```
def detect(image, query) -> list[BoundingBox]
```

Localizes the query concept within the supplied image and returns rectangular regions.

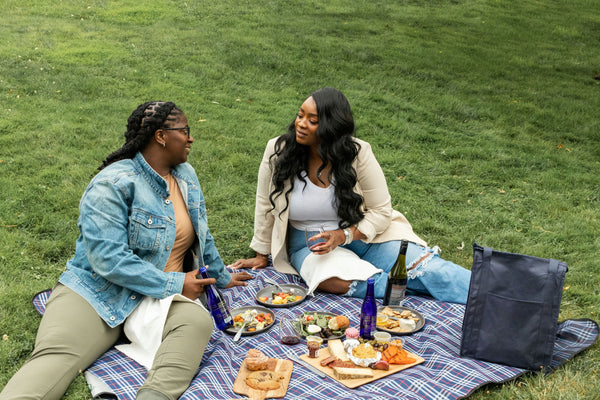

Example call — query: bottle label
[361,315,374,326]
[386,283,406,306]
[383,277,407,306]
[215,303,232,324]
[360,315,375,339]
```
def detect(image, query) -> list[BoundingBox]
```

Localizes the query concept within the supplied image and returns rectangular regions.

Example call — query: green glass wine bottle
[382,240,408,306]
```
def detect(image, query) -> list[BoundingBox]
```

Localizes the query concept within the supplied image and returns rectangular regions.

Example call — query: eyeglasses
[162,126,190,139]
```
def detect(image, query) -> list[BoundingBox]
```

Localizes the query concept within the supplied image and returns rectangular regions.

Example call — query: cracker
[386,319,400,329]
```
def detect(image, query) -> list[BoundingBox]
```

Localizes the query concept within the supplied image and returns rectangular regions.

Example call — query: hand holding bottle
[182,270,214,300]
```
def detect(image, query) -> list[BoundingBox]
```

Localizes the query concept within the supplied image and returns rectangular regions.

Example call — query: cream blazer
[250,137,427,275]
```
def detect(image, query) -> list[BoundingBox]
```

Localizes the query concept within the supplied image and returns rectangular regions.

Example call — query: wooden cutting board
[299,347,424,388]
[232,358,293,400]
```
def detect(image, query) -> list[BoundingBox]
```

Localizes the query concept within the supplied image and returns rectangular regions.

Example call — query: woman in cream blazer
[232,88,470,303]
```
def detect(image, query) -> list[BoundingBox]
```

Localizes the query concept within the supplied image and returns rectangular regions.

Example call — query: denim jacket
[59,152,231,327]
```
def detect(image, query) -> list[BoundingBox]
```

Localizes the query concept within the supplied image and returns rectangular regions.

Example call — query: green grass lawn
[1,0,599,398]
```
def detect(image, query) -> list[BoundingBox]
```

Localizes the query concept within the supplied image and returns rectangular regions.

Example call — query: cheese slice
[398,318,416,331]
[332,367,374,380]
[327,339,349,361]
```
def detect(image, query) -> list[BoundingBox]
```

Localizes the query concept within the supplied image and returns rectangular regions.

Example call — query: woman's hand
[224,271,254,288]
[230,255,269,270]
[182,270,214,300]
[308,229,345,254]
[309,226,365,254]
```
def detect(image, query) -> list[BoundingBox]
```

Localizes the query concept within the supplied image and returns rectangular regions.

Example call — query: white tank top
[288,172,340,231]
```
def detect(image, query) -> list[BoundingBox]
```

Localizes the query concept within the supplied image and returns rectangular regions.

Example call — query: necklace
[161,173,174,193]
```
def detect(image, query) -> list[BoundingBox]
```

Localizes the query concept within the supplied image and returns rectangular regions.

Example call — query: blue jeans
[288,226,471,304]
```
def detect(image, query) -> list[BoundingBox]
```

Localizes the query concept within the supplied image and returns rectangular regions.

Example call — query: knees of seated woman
[162,301,213,340]
[140,302,214,400]
[317,277,352,294]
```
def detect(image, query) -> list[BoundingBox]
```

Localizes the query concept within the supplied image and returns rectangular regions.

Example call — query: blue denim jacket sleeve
[80,176,184,298]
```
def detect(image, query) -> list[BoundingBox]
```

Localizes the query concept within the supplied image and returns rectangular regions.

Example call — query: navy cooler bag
[460,243,568,371]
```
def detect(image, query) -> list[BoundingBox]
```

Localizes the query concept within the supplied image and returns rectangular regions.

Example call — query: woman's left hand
[224,271,254,288]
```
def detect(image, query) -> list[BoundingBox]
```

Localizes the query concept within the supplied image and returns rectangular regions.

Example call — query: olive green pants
[0,284,213,400]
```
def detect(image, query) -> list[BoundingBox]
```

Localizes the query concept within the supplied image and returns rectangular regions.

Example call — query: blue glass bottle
[198,267,233,330]
[359,278,377,340]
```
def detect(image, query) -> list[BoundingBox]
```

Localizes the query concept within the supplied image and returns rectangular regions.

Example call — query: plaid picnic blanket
[32,267,598,400]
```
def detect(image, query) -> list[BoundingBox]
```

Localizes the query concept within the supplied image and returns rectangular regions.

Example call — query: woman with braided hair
[0,101,252,400]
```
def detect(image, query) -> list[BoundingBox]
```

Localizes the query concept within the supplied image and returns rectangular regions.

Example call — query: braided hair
[98,101,183,170]
[269,87,364,228]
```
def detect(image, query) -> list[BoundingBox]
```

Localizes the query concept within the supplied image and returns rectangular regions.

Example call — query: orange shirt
[163,174,195,272]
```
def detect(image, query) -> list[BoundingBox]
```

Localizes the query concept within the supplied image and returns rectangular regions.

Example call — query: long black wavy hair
[98,101,183,170]
[268,87,364,228]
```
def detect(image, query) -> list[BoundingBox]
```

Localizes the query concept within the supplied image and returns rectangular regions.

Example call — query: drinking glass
[305,226,326,252]
[279,317,301,345]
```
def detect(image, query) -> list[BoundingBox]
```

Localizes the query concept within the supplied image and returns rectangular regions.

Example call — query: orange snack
[382,343,416,364]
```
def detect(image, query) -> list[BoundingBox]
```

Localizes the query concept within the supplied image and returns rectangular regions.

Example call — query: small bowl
[373,331,391,344]
[376,315,389,327]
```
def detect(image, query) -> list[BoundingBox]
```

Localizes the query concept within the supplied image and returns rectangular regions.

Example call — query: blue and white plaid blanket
[33,267,598,400]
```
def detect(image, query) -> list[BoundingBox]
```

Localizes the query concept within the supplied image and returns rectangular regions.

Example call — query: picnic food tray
[232,358,293,400]
[377,306,426,335]
[298,346,424,388]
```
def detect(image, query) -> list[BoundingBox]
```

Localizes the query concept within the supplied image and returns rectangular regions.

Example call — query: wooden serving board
[232,358,293,400]
[299,348,424,389]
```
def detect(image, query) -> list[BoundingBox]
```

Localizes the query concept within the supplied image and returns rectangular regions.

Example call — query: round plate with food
[376,305,425,335]
[226,306,276,337]
[292,311,349,341]
[255,284,307,308]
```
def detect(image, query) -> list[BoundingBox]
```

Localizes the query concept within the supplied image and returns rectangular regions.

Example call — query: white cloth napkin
[300,246,383,295]
[115,294,208,370]
[84,370,115,399]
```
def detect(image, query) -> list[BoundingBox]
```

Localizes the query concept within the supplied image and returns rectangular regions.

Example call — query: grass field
[1,0,599,398]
